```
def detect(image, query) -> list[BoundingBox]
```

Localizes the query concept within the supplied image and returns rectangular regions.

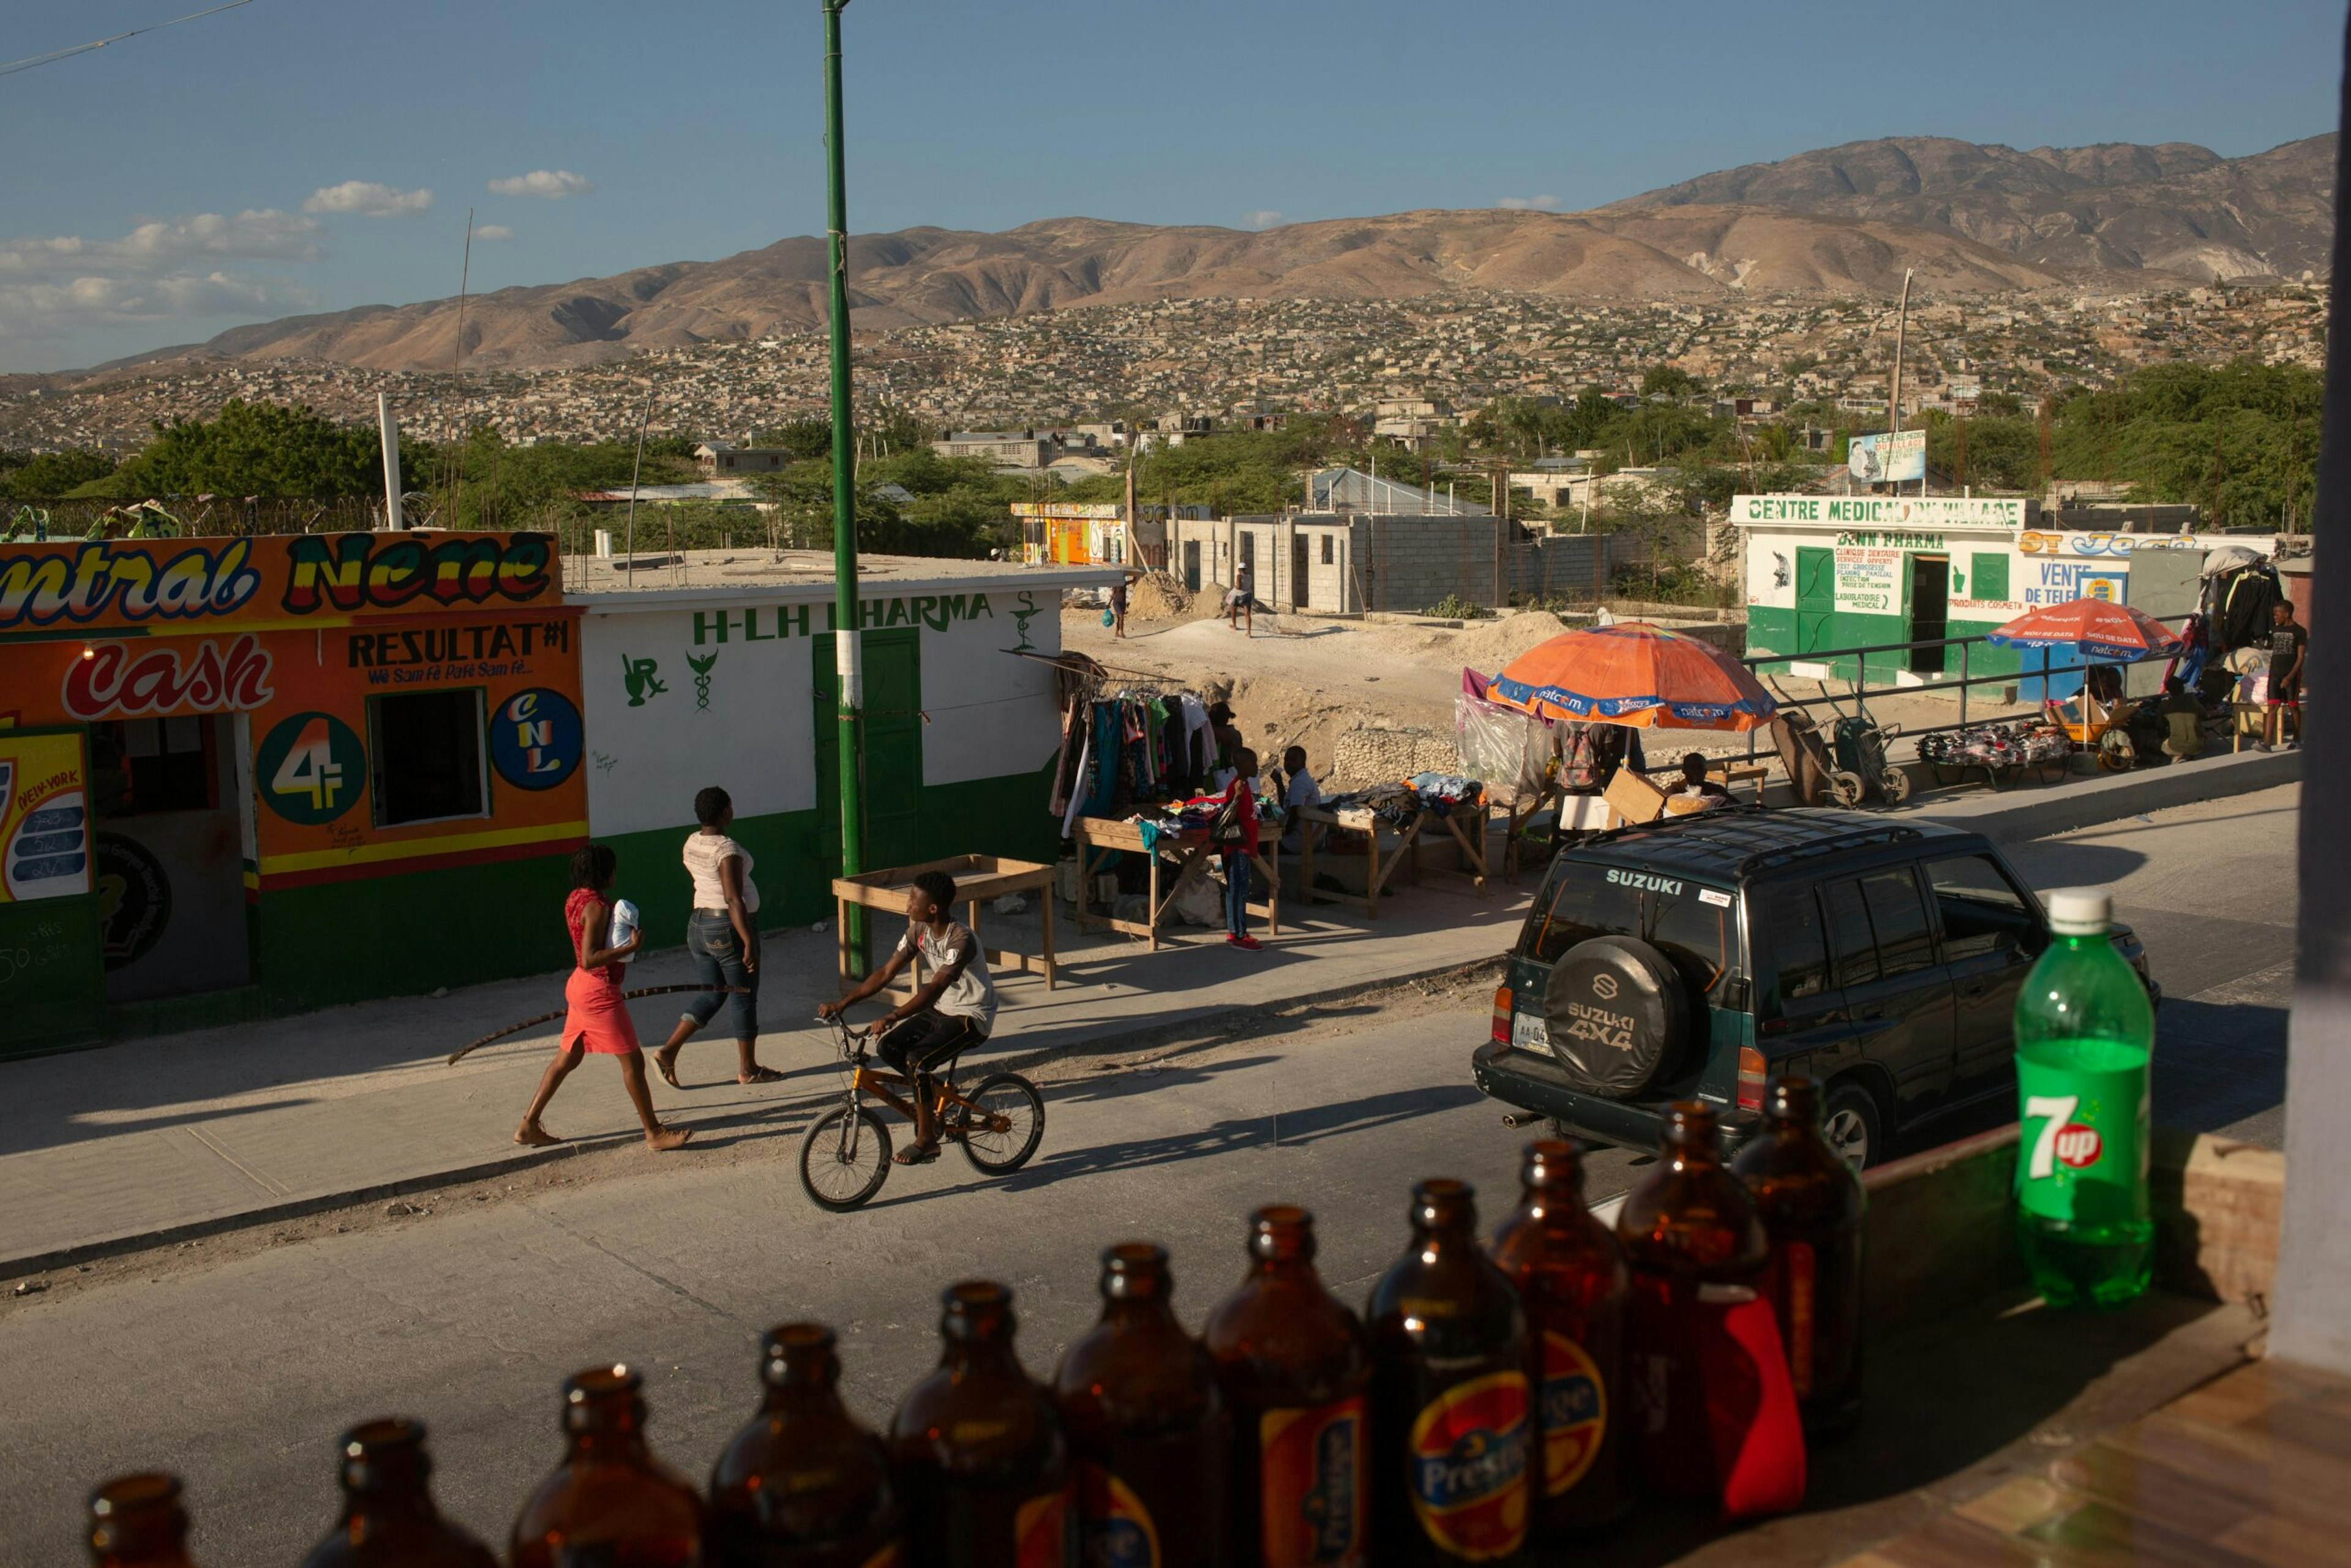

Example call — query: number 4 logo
[271,716,345,811]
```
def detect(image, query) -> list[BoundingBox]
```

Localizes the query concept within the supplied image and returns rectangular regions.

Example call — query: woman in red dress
[514,845,692,1152]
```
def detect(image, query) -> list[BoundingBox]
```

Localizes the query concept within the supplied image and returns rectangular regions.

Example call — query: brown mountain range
[119,134,2332,375]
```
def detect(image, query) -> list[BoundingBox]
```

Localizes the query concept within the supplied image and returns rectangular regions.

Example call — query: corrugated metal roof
[1309,466,1490,516]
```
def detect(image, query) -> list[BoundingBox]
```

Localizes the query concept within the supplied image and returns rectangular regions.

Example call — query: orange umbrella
[1987,598,2184,663]
[1487,622,1777,732]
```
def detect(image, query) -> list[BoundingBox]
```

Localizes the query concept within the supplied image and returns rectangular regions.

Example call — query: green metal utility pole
[822,0,867,969]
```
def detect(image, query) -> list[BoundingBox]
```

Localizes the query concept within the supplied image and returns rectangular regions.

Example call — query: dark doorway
[1291,533,1311,609]
[88,713,251,1003]
[1909,555,1950,673]
[1182,541,1201,593]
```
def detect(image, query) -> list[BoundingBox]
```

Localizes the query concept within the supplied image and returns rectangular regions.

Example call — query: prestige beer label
[1258,1396,1366,1566]
[1406,1371,1530,1561]
[1078,1463,1161,1567]
[1537,1332,1607,1495]
[1782,1242,1817,1398]
[1013,1487,1071,1568]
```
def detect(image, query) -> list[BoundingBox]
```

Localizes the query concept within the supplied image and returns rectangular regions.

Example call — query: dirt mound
[1450,610,1575,674]
[1127,571,1199,623]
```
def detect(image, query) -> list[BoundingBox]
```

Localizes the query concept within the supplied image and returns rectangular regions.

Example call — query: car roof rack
[1577,806,1930,880]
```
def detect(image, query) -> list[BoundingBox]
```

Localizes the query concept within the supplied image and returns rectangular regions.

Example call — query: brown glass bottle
[299,1418,498,1567]
[1052,1244,1230,1568]
[1202,1206,1371,1568]
[1488,1141,1632,1537]
[1365,1178,1531,1566]
[510,1364,706,1567]
[709,1324,905,1568]
[1731,1076,1868,1439]
[890,1281,1073,1568]
[88,1472,198,1567]
[1615,1102,1771,1500]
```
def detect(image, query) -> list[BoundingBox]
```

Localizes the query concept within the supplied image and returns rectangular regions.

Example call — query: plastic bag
[1454,689,1549,795]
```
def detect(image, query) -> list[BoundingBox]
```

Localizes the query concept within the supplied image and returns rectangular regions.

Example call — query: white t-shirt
[898,920,997,1031]
[683,831,759,913]
[1280,770,1322,850]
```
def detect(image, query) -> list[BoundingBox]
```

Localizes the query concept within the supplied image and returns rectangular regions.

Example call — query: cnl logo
[280,532,553,615]
[63,635,275,719]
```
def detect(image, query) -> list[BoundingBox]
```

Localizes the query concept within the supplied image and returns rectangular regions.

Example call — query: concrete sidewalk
[0,878,1527,1277]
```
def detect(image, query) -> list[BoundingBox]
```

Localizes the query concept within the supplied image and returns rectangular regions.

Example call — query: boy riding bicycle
[819,869,998,1166]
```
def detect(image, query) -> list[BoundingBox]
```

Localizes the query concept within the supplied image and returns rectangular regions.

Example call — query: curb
[0,952,1508,1281]
[1909,746,2300,842]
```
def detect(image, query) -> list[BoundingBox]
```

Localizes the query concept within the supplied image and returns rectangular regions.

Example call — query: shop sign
[0,532,556,633]
[0,732,91,903]
[2023,561,2128,606]
[62,634,275,721]
[1732,495,2027,530]
[688,593,996,645]
[2019,531,2210,557]
[1834,547,1902,613]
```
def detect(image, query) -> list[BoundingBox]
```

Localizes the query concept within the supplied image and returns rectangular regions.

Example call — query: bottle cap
[2046,888,2111,935]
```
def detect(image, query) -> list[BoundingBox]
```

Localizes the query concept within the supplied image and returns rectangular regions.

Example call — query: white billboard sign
[1849,429,1926,484]
[1730,494,2028,531]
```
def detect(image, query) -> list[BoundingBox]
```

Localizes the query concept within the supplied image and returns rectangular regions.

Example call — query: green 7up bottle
[2013,888,2154,1308]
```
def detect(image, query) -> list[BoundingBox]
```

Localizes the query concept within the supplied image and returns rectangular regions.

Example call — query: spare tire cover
[1543,935,1693,1098]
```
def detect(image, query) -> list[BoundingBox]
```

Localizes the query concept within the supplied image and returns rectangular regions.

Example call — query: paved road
[0,787,2295,1562]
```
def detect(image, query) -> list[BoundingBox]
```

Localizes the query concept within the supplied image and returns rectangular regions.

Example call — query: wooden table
[1295,797,1494,916]
[1071,816,1279,950]
[831,854,1057,989]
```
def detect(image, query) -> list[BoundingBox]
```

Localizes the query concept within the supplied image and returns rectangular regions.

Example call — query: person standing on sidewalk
[654,787,780,1089]
[1216,748,1263,951]
[516,845,691,1152]
[2262,599,2307,751]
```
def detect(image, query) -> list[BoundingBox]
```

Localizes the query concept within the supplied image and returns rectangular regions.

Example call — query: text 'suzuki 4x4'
[1472,809,2155,1168]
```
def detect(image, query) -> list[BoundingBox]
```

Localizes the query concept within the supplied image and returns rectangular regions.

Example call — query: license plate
[1511,1011,1548,1051]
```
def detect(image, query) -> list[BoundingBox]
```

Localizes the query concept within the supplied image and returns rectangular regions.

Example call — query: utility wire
[0,0,254,78]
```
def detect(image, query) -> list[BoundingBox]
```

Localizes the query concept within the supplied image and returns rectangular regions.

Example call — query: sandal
[892,1143,941,1166]
[738,1066,784,1084]
[653,1049,682,1090]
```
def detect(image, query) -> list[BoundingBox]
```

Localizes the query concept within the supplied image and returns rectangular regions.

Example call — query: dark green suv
[1471,809,2154,1168]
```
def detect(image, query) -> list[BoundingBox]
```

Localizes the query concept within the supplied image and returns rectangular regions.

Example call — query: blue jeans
[1222,852,1252,936]
[682,910,759,1039]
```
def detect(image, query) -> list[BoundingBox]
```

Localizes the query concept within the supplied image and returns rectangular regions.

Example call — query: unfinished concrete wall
[1332,724,1461,787]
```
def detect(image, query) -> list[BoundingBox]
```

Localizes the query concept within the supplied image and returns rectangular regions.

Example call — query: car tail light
[1491,986,1513,1044]
[1736,1046,1768,1111]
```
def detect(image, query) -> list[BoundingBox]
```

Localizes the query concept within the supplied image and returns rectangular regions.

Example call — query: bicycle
[798,1011,1046,1211]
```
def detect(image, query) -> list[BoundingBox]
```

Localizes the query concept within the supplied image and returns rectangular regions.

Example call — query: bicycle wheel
[799,1106,893,1211]
[951,1074,1046,1174]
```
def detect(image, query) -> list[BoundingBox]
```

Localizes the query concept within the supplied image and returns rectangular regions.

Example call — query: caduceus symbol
[688,651,718,711]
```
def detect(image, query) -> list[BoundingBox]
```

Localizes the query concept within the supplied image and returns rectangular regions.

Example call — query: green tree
[102,400,414,498]
[0,448,118,498]
[1640,365,1704,401]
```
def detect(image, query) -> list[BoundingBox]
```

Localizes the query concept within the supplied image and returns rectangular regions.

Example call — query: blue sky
[2,0,2342,372]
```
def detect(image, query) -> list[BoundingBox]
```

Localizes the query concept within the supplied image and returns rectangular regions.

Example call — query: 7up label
[2014,1049,2149,1225]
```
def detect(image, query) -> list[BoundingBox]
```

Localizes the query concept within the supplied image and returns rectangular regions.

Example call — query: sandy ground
[1066,582,2045,779]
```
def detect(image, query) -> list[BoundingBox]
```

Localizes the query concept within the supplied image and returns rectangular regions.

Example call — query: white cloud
[0,272,314,331]
[473,224,516,242]
[1243,209,1285,230]
[488,169,594,200]
[303,180,434,217]
[1496,195,1563,211]
[0,210,324,277]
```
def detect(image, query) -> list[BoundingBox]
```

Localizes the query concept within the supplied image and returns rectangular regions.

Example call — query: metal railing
[1736,613,2197,759]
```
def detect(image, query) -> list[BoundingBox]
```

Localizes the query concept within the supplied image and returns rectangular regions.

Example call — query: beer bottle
[1616,1102,1772,1501]
[88,1472,197,1567]
[1487,1140,1632,1537]
[709,1324,904,1568]
[510,1364,705,1567]
[299,1418,498,1567]
[889,1280,1073,1568]
[1731,1076,1867,1438]
[1202,1206,1370,1568]
[1054,1242,1230,1568]
[1366,1178,1531,1566]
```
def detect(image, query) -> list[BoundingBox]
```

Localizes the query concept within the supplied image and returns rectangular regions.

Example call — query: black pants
[876,1010,986,1080]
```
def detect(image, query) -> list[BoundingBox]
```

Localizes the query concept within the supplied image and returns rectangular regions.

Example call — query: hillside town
[0,280,2325,456]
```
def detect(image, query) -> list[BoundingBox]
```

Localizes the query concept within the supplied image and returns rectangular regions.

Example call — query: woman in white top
[653,786,780,1087]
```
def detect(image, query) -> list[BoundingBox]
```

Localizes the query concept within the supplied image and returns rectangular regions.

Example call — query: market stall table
[1295,797,1496,916]
[1070,816,1279,951]
[831,854,1058,989]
